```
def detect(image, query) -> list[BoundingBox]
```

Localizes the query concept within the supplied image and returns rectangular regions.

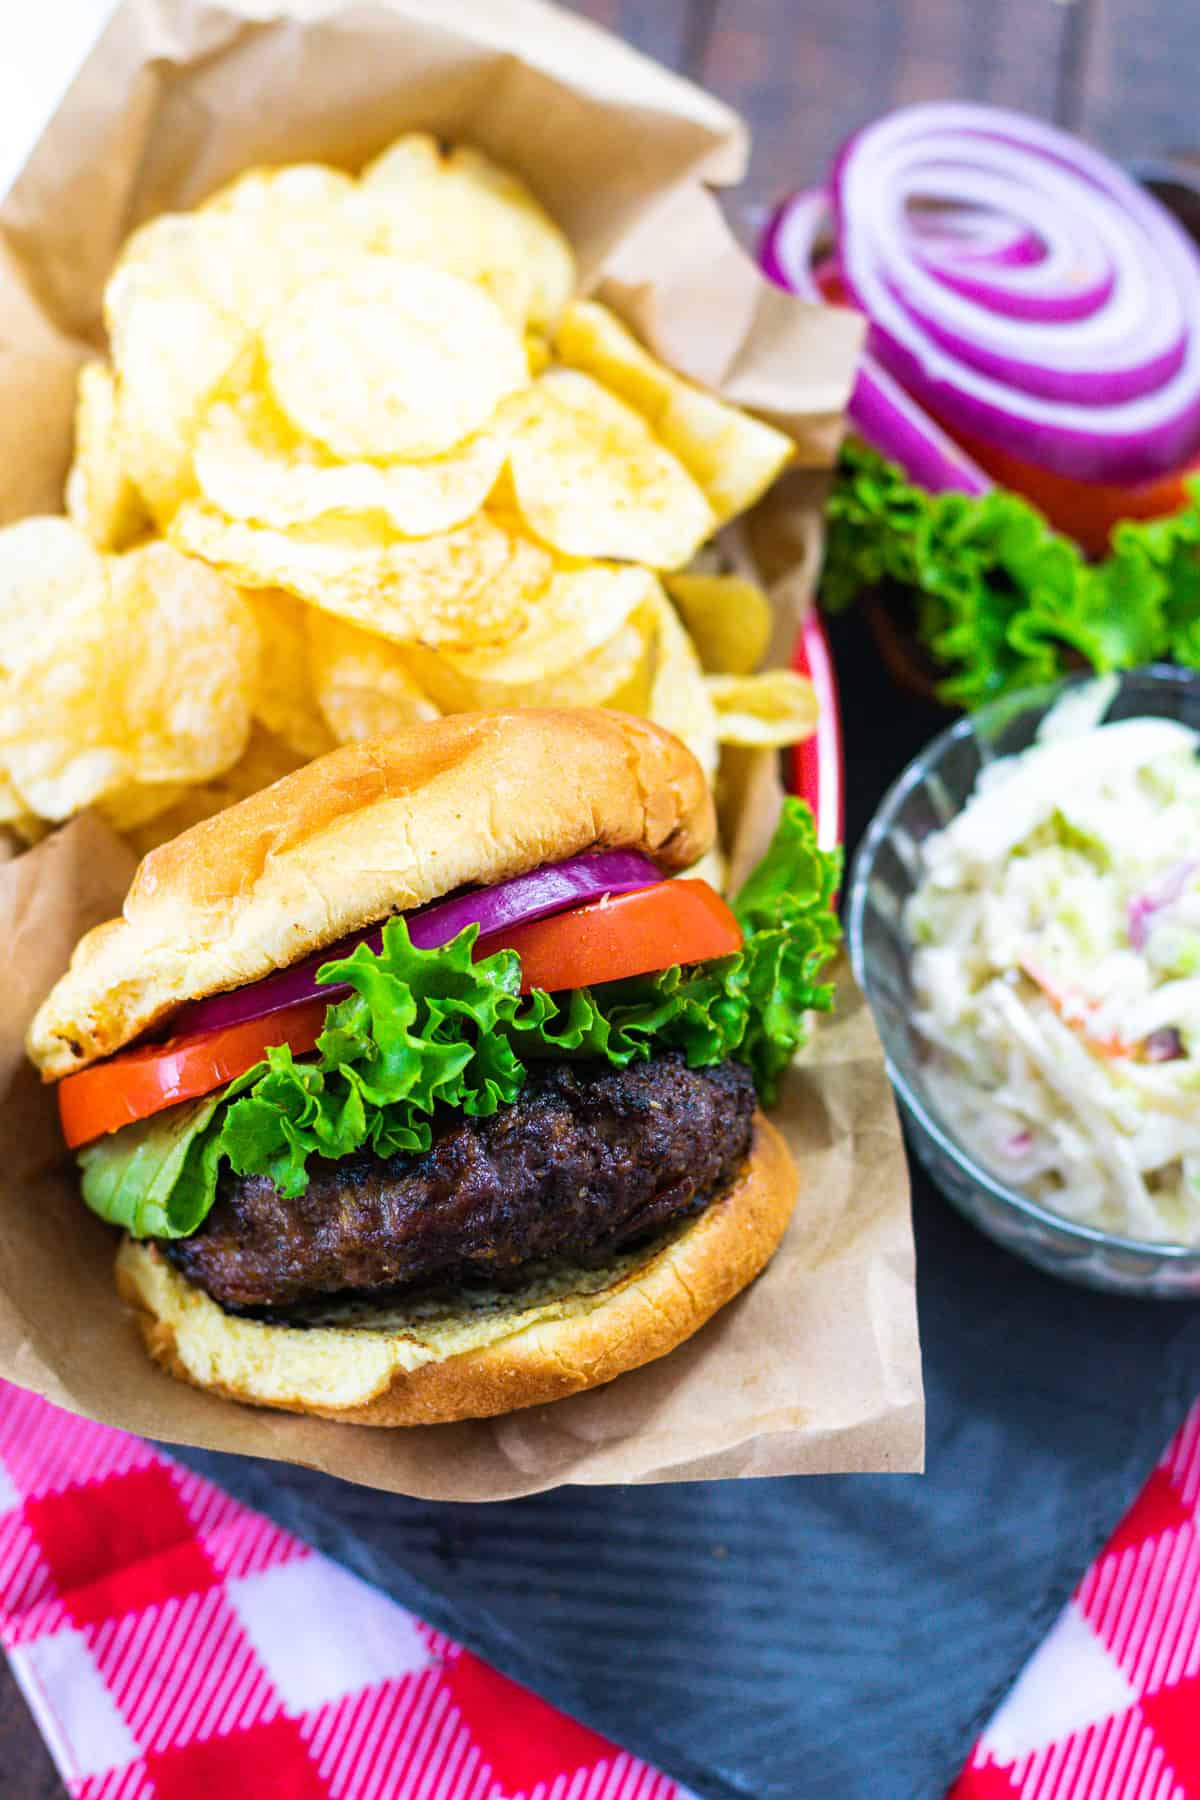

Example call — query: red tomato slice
[814,262,851,307]
[57,881,743,1148]
[942,423,1200,559]
[58,998,329,1150]
[477,879,742,995]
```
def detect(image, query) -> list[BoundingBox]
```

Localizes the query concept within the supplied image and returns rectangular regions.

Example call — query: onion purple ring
[170,850,662,1038]
[764,103,1200,488]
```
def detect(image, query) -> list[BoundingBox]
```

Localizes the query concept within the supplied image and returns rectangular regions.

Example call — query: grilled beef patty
[164,1053,757,1315]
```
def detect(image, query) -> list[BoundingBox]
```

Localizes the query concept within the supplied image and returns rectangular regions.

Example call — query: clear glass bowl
[846,664,1200,1298]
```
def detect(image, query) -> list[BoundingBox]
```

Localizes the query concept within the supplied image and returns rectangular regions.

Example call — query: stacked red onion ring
[762,103,1200,491]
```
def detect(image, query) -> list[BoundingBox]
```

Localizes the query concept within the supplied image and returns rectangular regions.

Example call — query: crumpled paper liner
[0,0,921,1496]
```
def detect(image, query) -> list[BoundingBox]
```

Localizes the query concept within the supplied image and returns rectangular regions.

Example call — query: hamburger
[27,709,840,1426]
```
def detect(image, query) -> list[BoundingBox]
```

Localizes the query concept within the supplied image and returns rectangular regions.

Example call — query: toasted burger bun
[29,709,713,1080]
[115,1115,795,1426]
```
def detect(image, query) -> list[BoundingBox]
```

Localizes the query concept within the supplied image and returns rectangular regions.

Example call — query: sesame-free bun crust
[114,1116,794,1426]
[29,710,713,1079]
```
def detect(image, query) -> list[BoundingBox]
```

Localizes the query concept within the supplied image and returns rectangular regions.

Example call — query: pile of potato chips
[0,135,818,859]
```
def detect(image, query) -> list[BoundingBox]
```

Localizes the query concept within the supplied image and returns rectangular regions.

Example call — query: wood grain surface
[0,0,1184,1790]
[693,0,1073,211]
[1072,0,1200,160]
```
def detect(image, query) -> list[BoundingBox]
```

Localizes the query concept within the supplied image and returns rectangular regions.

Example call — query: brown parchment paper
[0,0,921,1496]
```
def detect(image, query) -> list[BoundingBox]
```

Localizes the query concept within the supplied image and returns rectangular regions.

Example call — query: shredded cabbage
[906,685,1200,1243]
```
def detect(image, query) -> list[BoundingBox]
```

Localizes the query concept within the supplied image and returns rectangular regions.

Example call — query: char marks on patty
[164,1052,756,1315]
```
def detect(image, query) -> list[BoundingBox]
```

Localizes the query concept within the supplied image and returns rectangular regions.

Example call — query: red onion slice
[831,104,1200,484]
[762,189,991,496]
[171,850,661,1038]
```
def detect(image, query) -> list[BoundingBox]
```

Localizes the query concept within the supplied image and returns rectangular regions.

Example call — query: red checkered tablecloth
[951,1402,1200,1800]
[0,1385,684,1799]
[0,1382,1196,1799]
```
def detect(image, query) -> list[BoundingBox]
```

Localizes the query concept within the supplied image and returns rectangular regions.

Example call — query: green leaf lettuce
[822,437,1200,707]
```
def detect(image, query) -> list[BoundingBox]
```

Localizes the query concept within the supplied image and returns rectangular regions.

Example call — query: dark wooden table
[1,0,1191,1789]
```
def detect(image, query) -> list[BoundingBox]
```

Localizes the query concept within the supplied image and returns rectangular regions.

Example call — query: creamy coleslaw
[906,679,1200,1243]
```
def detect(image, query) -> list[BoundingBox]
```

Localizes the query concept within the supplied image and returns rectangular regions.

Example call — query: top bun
[29,709,713,1080]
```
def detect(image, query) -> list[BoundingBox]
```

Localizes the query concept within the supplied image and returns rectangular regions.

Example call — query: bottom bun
[115,1113,797,1426]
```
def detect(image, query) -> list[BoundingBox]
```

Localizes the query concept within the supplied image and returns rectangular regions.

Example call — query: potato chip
[706,670,819,747]
[65,362,150,552]
[104,197,389,526]
[359,134,574,332]
[404,605,653,715]
[169,503,550,647]
[506,371,714,568]
[200,163,357,217]
[436,564,658,686]
[193,388,507,537]
[123,727,307,856]
[263,258,528,462]
[104,205,382,522]
[0,537,256,821]
[555,300,794,524]
[515,614,653,710]
[94,780,191,833]
[106,213,236,332]
[663,570,772,675]
[93,541,257,784]
[105,213,277,353]
[599,608,659,717]
[244,589,335,760]
[199,174,379,329]
[0,518,106,662]
[525,333,552,376]
[644,584,719,780]
[109,202,369,339]
[306,612,439,744]
[433,521,558,650]
[110,289,251,525]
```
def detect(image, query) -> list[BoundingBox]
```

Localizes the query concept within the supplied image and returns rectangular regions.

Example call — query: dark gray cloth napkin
[169,613,1200,1800]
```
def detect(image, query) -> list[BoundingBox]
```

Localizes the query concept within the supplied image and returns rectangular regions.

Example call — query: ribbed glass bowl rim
[845,663,1200,1267]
